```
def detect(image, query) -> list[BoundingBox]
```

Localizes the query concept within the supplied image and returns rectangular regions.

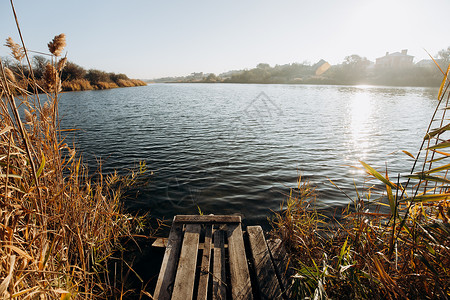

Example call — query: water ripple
[59,84,438,221]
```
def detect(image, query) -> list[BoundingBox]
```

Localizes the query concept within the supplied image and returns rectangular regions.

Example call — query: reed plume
[47,33,66,57]
[57,56,67,71]
[41,101,52,119]
[43,63,61,93]
[4,67,16,83]
[5,37,24,61]
[24,108,33,123]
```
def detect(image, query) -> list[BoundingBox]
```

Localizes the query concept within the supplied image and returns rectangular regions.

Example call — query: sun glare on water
[348,91,373,165]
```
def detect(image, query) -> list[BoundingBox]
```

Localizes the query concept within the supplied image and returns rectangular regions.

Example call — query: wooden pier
[153,215,292,300]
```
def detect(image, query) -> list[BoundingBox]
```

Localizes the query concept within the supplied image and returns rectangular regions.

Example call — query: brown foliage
[1,32,149,299]
[62,78,93,91]
[96,81,119,89]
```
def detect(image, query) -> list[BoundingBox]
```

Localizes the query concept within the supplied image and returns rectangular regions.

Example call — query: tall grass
[61,79,94,91]
[0,21,148,300]
[60,79,146,92]
[272,64,450,299]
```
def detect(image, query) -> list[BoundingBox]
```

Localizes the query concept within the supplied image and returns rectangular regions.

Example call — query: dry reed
[273,66,450,299]
[1,33,149,299]
[273,177,449,299]
[5,37,24,61]
[4,67,16,83]
[47,33,66,57]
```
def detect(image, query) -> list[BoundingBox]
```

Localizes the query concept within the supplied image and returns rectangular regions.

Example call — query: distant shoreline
[147,80,440,89]
[149,57,445,88]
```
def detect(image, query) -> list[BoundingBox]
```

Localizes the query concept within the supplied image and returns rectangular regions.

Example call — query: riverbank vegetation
[1,32,150,298]
[1,54,146,92]
[272,64,450,298]
[154,48,450,88]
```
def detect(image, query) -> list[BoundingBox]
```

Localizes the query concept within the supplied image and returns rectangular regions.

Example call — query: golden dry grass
[62,79,94,91]
[116,79,146,88]
[1,33,149,299]
[96,81,119,90]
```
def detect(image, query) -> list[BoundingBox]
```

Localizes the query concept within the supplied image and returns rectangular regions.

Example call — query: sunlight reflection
[355,84,375,89]
[348,92,373,173]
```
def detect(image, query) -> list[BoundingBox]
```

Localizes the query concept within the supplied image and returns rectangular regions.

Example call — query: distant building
[312,59,331,75]
[366,60,376,71]
[416,59,445,69]
[376,49,414,68]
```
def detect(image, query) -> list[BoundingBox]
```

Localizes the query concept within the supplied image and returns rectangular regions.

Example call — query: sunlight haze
[1,0,448,79]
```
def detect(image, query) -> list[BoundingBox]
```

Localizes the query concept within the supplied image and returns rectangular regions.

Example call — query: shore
[62,78,147,92]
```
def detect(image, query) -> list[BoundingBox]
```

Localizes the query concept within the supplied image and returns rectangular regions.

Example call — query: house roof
[416,59,445,68]
[376,50,414,60]
[386,52,413,57]
[312,59,328,69]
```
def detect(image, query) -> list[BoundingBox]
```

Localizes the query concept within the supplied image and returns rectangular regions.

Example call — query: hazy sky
[1,0,449,79]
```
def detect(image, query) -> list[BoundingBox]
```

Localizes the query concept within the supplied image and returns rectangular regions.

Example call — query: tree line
[2,55,146,91]
[155,46,450,87]
[224,53,446,86]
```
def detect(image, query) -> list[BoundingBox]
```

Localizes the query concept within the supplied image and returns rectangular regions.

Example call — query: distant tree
[205,73,217,82]
[109,73,129,84]
[85,69,111,84]
[1,56,14,68]
[272,63,311,80]
[257,63,270,70]
[0,56,21,76]
[61,62,86,81]
[343,54,370,67]
[336,54,371,84]
[32,55,49,79]
[437,46,450,66]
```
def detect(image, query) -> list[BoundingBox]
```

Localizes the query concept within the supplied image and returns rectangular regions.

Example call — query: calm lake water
[59,83,438,225]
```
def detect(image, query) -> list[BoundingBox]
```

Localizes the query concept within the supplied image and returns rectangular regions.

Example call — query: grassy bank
[272,65,450,299]
[2,37,146,93]
[2,55,147,92]
[1,31,149,298]
[61,77,147,92]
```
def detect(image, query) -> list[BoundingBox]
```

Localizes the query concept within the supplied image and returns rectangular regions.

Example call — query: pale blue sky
[1,0,449,79]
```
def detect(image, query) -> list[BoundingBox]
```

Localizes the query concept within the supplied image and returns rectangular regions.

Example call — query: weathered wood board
[247,226,283,299]
[153,215,292,300]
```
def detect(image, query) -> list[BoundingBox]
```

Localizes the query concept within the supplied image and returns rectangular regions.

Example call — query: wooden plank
[267,239,293,299]
[174,215,241,224]
[153,237,209,250]
[152,238,168,248]
[227,223,253,299]
[247,226,283,299]
[212,229,226,300]
[172,224,201,300]
[153,222,183,300]
[197,225,213,300]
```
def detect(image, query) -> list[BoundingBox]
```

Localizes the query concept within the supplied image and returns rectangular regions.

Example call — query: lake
[59,83,438,226]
